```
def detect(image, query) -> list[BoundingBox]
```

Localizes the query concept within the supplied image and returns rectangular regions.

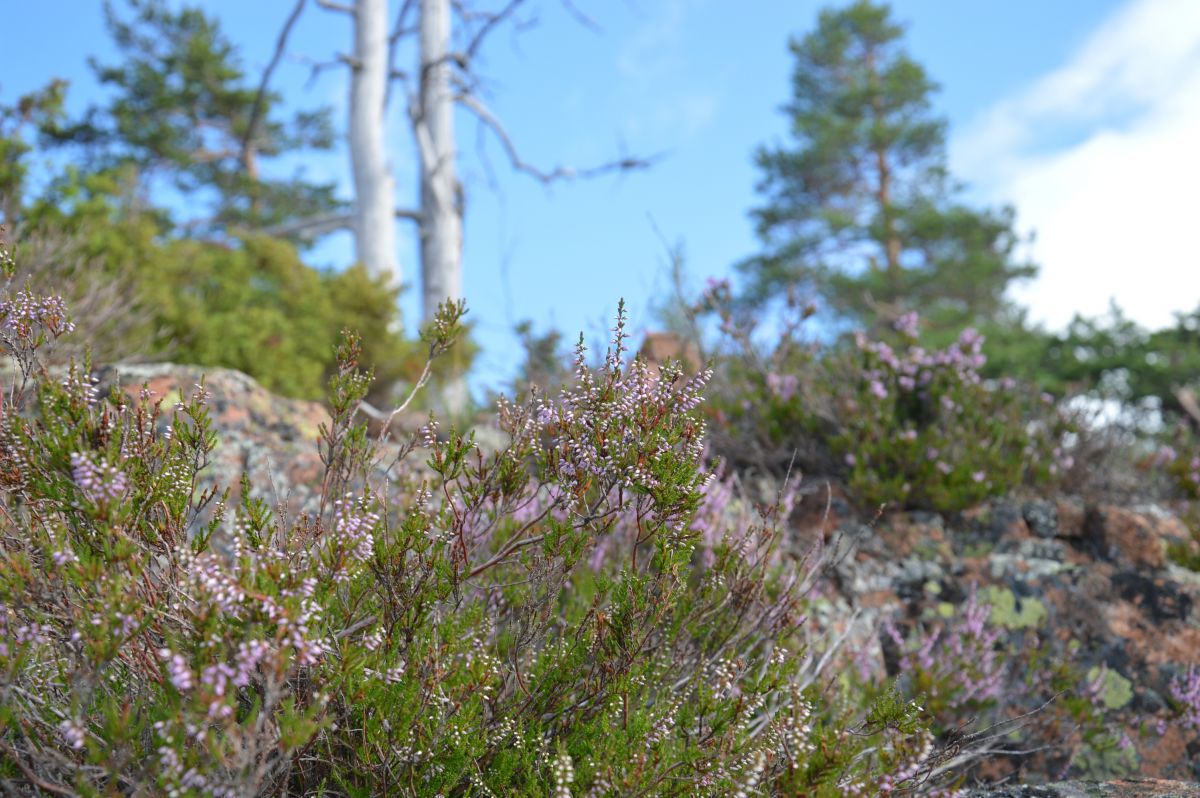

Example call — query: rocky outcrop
[96,363,334,517]
[810,490,1200,784]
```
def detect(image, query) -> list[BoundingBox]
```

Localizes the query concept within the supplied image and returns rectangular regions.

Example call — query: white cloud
[951,0,1200,331]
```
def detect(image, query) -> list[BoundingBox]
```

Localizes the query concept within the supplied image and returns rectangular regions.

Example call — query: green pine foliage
[64,0,341,236]
[739,0,1037,344]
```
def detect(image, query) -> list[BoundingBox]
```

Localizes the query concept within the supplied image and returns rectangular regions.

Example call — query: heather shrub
[1153,435,1200,501]
[814,317,1073,512]
[703,289,1072,513]
[871,590,1137,781]
[0,234,976,798]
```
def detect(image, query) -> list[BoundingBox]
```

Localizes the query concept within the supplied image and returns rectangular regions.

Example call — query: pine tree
[741,0,1036,340]
[62,0,339,237]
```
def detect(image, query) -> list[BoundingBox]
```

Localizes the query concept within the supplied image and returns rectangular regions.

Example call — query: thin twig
[242,0,308,169]
[457,92,663,184]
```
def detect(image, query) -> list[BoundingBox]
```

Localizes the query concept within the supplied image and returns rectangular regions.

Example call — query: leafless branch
[314,0,355,15]
[390,0,418,44]
[386,0,418,107]
[559,0,601,32]
[460,0,527,64]
[296,53,357,88]
[260,208,421,241]
[242,0,308,171]
[457,92,662,183]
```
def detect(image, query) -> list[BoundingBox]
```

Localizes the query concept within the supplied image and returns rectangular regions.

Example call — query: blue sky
[6,0,1195,395]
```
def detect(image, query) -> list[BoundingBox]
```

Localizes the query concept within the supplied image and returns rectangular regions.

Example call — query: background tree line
[1,0,1196,431]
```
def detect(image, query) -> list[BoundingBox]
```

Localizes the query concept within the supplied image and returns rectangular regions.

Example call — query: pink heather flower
[1147,444,1176,463]
[233,640,271,687]
[52,549,79,567]
[766,371,799,402]
[159,648,195,692]
[844,453,857,467]
[1169,666,1200,732]
[333,497,380,566]
[58,719,86,750]
[936,461,952,475]
[901,429,917,442]
[894,311,920,338]
[70,452,127,505]
[972,471,986,483]
[0,291,75,339]
[869,380,888,400]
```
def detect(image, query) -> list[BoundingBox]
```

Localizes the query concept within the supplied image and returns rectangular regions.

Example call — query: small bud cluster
[551,750,574,798]
[70,451,127,505]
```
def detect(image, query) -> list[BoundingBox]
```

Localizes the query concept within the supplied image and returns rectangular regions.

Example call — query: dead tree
[310,0,659,410]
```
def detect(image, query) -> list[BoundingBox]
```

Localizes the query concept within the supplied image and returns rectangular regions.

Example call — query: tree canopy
[740,0,1036,341]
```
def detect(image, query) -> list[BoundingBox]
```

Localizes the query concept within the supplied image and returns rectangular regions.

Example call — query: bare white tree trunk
[417,0,462,321]
[417,0,467,411]
[349,0,399,285]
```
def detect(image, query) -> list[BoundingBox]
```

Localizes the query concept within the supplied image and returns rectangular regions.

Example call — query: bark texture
[349,0,400,285]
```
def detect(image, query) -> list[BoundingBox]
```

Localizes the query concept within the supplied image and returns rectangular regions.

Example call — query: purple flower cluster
[199,640,271,720]
[331,496,381,569]
[58,719,86,750]
[160,640,272,720]
[1169,665,1200,732]
[765,371,799,402]
[262,592,326,667]
[534,303,712,531]
[0,606,48,661]
[1155,445,1200,496]
[885,590,1005,712]
[893,311,921,339]
[854,323,987,403]
[183,550,247,618]
[0,291,75,341]
[70,451,127,505]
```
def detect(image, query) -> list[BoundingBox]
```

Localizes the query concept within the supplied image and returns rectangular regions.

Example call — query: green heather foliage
[0,245,981,796]
[703,287,1071,513]
[3,235,1195,792]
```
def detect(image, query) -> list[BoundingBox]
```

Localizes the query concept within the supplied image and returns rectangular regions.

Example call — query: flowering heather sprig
[1154,445,1200,498]
[535,307,713,531]
[551,751,574,798]
[331,495,381,569]
[0,290,76,341]
[854,324,987,401]
[181,549,246,618]
[62,370,101,406]
[70,451,127,505]
[885,590,1005,715]
[160,648,196,692]
[765,370,799,402]
[1168,665,1200,732]
[894,311,921,339]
